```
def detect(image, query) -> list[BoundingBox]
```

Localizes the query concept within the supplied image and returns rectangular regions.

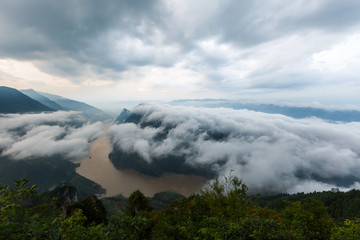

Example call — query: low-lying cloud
[0,111,103,160]
[108,103,360,193]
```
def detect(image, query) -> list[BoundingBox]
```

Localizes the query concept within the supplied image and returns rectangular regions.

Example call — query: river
[76,124,207,197]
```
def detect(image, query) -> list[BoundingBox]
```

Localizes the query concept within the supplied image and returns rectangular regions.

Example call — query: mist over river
[76,124,207,197]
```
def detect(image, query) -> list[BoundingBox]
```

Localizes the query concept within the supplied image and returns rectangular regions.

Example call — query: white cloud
[0,112,103,160]
[108,123,162,162]
[0,132,15,150]
[311,34,360,72]
[109,103,360,193]
[0,111,80,131]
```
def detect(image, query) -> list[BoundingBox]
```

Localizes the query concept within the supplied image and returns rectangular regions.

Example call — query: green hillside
[2,176,360,239]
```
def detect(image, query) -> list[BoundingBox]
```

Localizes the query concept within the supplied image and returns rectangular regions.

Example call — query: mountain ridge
[0,86,54,113]
[38,91,112,122]
[21,89,66,111]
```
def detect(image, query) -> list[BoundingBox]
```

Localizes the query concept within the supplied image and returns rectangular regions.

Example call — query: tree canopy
[1,177,360,239]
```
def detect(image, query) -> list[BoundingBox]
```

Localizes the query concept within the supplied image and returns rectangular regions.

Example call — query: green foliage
[0,179,60,239]
[4,177,360,240]
[331,219,360,240]
[150,191,185,211]
[0,179,108,240]
[59,209,108,240]
[68,194,107,226]
[151,175,293,239]
[101,191,185,216]
[281,198,333,239]
[200,175,248,219]
[105,214,152,240]
[260,189,360,222]
[101,194,129,216]
[126,190,153,217]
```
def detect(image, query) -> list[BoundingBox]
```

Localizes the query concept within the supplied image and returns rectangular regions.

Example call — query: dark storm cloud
[0,0,163,50]
[0,111,103,160]
[163,0,360,47]
[0,0,169,77]
[108,104,360,193]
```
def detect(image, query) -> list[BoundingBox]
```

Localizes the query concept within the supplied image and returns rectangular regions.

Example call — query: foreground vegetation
[1,177,360,239]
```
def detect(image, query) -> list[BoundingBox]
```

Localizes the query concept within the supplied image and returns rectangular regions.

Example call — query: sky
[0,0,360,107]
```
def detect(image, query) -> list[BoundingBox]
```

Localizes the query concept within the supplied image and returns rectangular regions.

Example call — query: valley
[1,2,360,237]
[76,123,207,197]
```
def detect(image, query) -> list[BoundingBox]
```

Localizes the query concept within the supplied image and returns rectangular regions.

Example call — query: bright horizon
[0,1,360,108]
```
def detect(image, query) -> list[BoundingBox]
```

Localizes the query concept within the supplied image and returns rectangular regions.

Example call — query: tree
[0,179,108,240]
[281,198,333,239]
[67,194,107,226]
[126,190,152,217]
[331,219,360,240]
[0,179,60,239]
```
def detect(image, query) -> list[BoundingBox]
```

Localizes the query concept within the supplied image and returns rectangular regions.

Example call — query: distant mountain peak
[37,91,112,122]
[0,86,54,113]
[1,86,112,122]
[21,88,37,93]
[114,108,131,124]
[21,89,66,111]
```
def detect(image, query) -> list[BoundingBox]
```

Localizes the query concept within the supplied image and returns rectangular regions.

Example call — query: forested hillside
[259,190,360,222]
[2,176,360,239]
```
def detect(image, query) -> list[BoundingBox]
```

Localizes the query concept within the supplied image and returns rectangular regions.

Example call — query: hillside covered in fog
[109,103,360,194]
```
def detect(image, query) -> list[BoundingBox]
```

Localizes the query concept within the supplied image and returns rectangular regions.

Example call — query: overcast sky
[0,0,360,107]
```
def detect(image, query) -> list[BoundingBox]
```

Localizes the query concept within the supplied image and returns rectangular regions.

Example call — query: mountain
[42,183,78,209]
[109,104,217,179]
[226,103,360,122]
[21,89,66,110]
[101,191,185,216]
[38,91,112,122]
[0,86,53,113]
[170,99,360,122]
[114,108,131,124]
[0,155,105,199]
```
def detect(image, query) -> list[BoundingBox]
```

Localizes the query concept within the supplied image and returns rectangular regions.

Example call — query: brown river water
[76,125,207,197]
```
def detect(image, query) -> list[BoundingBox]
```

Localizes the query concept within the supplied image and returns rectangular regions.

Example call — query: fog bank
[108,103,360,193]
[0,111,103,160]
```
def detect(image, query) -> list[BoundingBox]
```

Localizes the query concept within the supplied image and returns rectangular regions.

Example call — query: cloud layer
[108,104,360,193]
[0,111,103,160]
[1,0,360,103]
